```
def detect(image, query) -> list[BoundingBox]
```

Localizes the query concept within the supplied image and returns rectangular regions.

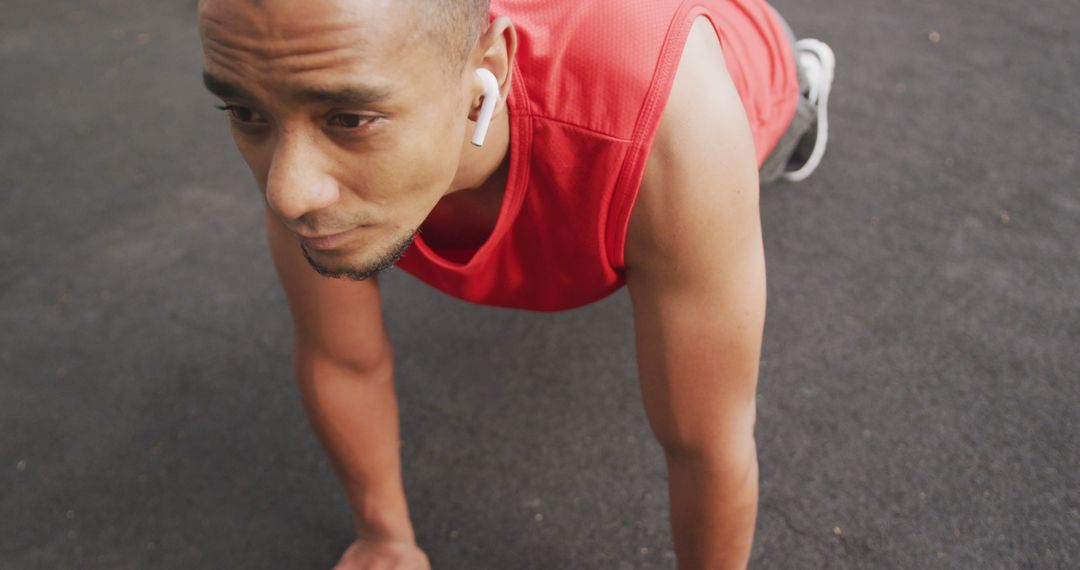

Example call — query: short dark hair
[412,0,490,74]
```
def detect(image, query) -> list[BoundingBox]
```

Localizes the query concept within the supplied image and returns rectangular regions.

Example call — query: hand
[331,538,432,570]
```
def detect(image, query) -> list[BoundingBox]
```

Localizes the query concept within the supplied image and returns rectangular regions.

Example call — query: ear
[468,16,517,121]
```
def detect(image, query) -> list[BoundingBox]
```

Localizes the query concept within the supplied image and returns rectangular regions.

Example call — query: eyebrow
[202,71,250,100]
[202,71,394,108]
[294,84,394,108]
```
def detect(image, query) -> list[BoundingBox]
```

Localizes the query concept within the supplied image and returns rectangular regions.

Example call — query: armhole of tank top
[603,1,713,271]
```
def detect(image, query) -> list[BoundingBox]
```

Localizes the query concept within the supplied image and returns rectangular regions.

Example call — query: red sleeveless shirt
[394,0,798,312]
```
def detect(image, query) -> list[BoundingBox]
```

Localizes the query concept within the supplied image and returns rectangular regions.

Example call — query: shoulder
[624,15,761,274]
[498,0,687,136]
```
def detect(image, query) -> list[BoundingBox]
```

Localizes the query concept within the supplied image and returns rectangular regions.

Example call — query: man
[197,0,834,568]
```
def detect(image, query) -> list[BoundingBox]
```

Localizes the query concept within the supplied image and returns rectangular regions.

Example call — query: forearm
[293,348,415,543]
[666,441,759,570]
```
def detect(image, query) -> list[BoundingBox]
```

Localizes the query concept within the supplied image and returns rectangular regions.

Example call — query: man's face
[198,0,472,279]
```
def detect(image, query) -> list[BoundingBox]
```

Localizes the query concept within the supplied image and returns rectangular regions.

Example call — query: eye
[215,104,267,125]
[327,113,377,130]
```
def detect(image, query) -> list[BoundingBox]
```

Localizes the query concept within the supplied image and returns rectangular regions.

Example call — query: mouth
[298,226,364,251]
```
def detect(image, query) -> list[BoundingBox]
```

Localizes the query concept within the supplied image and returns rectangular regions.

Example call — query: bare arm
[264,208,415,543]
[624,17,766,569]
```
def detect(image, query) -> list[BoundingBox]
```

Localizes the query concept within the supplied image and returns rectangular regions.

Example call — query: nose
[263,130,340,221]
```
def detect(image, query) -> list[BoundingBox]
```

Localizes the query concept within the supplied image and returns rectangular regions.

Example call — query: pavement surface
[2,0,1078,568]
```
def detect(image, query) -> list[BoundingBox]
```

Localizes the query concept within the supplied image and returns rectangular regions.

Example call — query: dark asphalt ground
[2,0,1078,568]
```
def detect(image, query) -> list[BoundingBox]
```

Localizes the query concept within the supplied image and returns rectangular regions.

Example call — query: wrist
[353,495,416,543]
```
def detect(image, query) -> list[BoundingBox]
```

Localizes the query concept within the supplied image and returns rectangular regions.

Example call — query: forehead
[198,0,428,97]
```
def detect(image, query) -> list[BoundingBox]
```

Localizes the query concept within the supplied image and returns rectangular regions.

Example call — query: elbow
[292,339,395,384]
[658,405,758,471]
[663,431,758,477]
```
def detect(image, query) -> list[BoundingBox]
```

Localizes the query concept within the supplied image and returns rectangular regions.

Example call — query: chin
[299,229,417,281]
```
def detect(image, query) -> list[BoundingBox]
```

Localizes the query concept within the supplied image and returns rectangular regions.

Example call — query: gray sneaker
[782,38,836,182]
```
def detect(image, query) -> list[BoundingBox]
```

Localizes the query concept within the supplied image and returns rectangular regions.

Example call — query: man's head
[197,0,511,280]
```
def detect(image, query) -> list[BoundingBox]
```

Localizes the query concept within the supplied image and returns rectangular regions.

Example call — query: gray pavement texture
[2,0,1078,568]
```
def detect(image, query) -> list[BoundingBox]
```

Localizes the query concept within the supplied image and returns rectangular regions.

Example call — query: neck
[448,106,512,198]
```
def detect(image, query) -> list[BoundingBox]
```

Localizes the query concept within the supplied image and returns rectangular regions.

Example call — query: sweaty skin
[198,1,764,568]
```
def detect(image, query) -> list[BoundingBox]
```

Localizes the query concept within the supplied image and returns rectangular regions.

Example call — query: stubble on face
[299,227,419,281]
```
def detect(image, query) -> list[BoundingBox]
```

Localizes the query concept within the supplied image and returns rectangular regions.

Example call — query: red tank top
[395,0,797,312]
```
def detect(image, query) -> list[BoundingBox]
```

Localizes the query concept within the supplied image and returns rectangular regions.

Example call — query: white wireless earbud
[471,68,500,147]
